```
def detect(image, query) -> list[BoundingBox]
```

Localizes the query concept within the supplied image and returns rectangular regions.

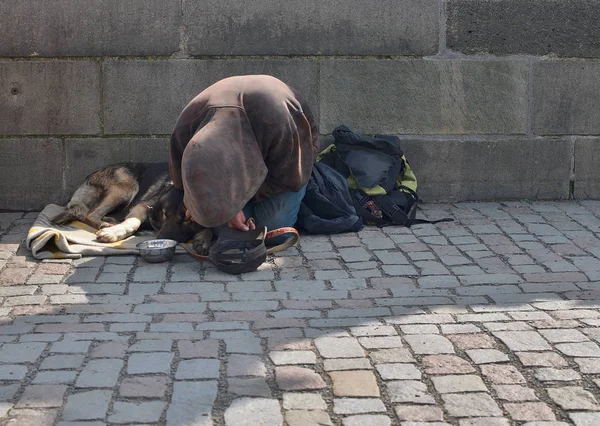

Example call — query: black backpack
[318,125,452,228]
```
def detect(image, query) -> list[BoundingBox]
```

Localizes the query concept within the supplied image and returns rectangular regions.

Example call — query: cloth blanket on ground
[26,204,189,260]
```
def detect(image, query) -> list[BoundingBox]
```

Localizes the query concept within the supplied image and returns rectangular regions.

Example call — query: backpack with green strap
[317,125,451,228]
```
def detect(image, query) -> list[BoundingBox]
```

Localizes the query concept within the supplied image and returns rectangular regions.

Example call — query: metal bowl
[136,239,178,263]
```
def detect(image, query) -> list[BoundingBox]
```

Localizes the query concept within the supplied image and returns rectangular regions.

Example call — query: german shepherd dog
[51,162,213,255]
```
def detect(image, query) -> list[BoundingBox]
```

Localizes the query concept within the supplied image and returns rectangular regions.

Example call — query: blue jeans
[242,184,307,246]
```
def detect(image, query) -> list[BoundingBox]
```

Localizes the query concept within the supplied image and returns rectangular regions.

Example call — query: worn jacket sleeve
[255,108,319,200]
[168,124,190,190]
[300,95,321,159]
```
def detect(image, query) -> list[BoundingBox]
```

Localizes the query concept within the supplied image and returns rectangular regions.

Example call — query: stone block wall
[1,0,598,210]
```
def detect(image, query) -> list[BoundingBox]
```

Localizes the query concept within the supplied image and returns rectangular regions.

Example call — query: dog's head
[149,188,203,243]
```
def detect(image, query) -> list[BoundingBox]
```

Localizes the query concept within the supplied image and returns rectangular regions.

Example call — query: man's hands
[227,210,256,231]
[185,209,255,232]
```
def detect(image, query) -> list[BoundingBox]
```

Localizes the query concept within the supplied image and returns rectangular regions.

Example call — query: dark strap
[410,217,455,226]
[180,220,299,274]
[373,193,417,227]
[353,188,454,228]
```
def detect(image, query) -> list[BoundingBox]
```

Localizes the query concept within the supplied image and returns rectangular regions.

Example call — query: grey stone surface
[0,139,63,210]
[108,401,166,424]
[171,380,218,406]
[224,397,283,426]
[2,201,600,423]
[0,61,100,134]
[574,138,600,199]
[0,384,19,401]
[32,371,78,384]
[16,384,67,408]
[534,61,600,135]
[283,392,327,410]
[0,342,46,363]
[0,365,28,381]
[75,359,123,388]
[333,398,387,414]
[442,392,503,417]
[167,381,216,425]
[227,355,267,376]
[127,352,174,374]
[175,359,220,379]
[120,376,168,398]
[402,138,572,202]
[314,337,365,358]
[403,334,455,354]
[228,378,272,397]
[0,0,181,56]
[62,390,112,421]
[285,410,333,426]
[63,138,168,197]
[447,0,600,57]
[184,0,439,56]
[166,403,212,426]
[386,380,435,404]
[103,59,318,134]
[320,59,528,135]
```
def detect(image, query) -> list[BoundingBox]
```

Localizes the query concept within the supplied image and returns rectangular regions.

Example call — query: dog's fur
[52,162,212,254]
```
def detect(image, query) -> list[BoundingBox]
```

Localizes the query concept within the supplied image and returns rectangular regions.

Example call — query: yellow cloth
[26,204,189,260]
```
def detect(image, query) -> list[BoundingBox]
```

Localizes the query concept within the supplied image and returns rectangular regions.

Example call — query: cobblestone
[127,352,174,375]
[324,358,372,371]
[534,367,581,382]
[422,354,476,374]
[2,201,600,424]
[16,385,67,408]
[285,410,332,426]
[75,359,123,388]
[431,374,488,393]
[493,384,538,402]
[108,401,166,424]
[176,359,220,379]
[334,398,386,414]
[376,363,422,380]
[547,386,600,410]
[466,348,510,364]
[275,366,327,390]
[481,364,527,384]
[0,342,46,363]
[119,376,168,398]
[62,390,112,421]
[166,381,215,425]
[403,334,455,354]
[394,404,444,421]
[226,355,265,377]
[387,380,435,404]
[224,398,283,426]
[442,392,503,417]
[315,337,365,358]
[31,370,76,384]
[329,370,380,396]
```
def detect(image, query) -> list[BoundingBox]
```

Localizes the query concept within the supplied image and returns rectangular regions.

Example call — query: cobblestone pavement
[1,201,600,425]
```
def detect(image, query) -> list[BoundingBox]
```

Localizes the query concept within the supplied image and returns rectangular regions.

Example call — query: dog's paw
[98,221,114,230]
[96,226,126,243]
[100,217,119,226]
[192,229,213,256]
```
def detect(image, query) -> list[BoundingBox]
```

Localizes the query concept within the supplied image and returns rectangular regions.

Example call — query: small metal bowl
[137,239,178,263]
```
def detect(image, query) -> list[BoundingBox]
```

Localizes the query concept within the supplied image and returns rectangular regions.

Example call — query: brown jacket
[168,75,320,228]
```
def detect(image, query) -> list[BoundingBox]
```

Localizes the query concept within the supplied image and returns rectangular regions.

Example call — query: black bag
[296,161,364,234]
[319,125,452,228]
